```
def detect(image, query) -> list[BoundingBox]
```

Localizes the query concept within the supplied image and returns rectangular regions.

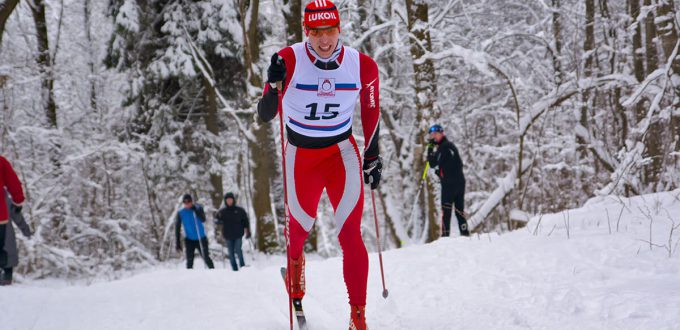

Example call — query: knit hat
[304,0,340,30]
[182,194,192,203]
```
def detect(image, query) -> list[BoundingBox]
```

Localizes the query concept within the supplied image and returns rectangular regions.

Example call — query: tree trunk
[655,0,680,152]
[643,0,663,188]
[405,0,439,241]
[239,0,281,252]
[30,0,58,129]
[84,0,98,113]
[600,0,628,146]
[283,0,303,44]
[551,0,563,85]
[247,0,261,86]
[630,0,646,85]
[578,0,595,162]
[0,0,20,47]
[202,76,224,209]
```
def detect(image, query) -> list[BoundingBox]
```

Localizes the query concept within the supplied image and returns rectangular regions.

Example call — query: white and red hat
[304,0,340,30]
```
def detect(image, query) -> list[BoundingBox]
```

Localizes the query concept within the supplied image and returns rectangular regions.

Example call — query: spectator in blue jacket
[175,194,214,269]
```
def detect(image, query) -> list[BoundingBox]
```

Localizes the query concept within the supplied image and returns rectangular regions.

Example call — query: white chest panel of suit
[282,42,362,138]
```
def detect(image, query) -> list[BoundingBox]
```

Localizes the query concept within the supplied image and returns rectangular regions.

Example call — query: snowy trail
[3,191,680,329]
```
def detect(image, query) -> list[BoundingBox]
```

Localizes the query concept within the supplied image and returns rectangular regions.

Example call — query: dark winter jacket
[175,204,208,246]
[428,137,466,193]
[2,193,31,268]
[0,156,25,224]
[214,200,250,241]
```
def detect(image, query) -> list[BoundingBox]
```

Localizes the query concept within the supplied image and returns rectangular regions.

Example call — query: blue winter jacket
[175,204,207,244]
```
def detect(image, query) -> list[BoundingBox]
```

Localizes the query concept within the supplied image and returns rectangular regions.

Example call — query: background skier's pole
[276,76,294,330]
[192,210,207,268]
[370,188,389,299]
[407,162,430,232]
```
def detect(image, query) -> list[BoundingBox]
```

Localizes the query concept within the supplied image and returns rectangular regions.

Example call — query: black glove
[245,230,251,239]
[14,205,22,213]
[363,156,382,190]
[427,139,435,147]
[267,53,286,84]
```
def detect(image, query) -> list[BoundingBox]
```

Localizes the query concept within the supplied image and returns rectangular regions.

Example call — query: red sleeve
[1,156,25,206]
[359,52,380,158]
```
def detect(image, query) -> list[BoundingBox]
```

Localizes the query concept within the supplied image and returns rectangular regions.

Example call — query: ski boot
[349,304,367,330]
[285,254,306,300]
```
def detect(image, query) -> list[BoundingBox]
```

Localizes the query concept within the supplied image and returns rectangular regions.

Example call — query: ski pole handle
[421,162,429,180]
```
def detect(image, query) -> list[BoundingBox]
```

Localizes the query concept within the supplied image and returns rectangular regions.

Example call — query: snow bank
[2,190,679,329]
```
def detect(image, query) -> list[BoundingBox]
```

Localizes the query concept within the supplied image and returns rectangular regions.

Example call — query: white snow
[2,190,680,329]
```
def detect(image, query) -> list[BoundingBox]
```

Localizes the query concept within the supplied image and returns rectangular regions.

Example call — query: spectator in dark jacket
[2,192,32,285]
[1,155,26,276]
[214,192,250,271]
[175,194,215,269]
[427,125,470,237]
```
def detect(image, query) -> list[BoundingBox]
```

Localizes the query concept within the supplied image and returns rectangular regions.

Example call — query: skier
[256,1,381,328]
[1,192,32,285]
[427,124,470,237]
[175,194,215,269]
[214,192,250,271]
[0,155,26,283]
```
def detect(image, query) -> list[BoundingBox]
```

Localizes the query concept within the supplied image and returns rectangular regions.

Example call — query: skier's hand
[427,138,435,147]
[245,229,251,239]
[14,204,22,214]
[267,53,286,85]
[363,156,382,190]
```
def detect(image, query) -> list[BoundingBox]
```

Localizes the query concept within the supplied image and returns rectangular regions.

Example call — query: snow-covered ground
[3,190,680,329]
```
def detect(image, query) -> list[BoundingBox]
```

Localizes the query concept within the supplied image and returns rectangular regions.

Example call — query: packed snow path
[3,191,680,329]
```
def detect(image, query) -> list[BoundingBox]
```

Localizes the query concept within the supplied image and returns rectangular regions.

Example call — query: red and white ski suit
[259,42,380,306]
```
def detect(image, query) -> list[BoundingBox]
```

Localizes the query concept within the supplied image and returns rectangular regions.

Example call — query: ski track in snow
[3,190,680,330]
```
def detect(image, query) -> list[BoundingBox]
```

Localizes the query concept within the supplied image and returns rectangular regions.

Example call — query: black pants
[0,224,6,266]
[441,185,470,237]
[2,267,12,282]
[185,237,215,269]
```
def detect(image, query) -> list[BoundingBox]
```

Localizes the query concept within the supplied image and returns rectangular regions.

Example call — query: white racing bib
[283,42,361,138]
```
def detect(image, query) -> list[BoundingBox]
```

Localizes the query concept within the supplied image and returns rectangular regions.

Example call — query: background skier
[1,192,32,285]
[214,192,250,271]
[175,194,215,269]
[0,155,26,281]
[427,124,470,237]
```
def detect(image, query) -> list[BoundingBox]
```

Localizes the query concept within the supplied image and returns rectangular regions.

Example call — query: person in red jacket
[257,1,380,328]
[0,155,26,270]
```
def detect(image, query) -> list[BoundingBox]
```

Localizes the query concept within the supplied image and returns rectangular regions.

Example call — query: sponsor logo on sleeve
[365,78,377,109]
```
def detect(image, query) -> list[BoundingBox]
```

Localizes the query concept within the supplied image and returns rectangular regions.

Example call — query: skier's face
[183,200,192,209]
[307,26,339,58]
[429,131,443,143]
[226,198,234,207]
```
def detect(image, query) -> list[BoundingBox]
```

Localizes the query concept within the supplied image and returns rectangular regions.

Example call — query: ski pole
[192,209,207,268]
[369,188,389,299]
[276,76,294,330]
[406,162,430,231]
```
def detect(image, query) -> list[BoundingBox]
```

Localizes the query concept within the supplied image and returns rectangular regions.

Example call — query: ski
[280,267,308,330]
